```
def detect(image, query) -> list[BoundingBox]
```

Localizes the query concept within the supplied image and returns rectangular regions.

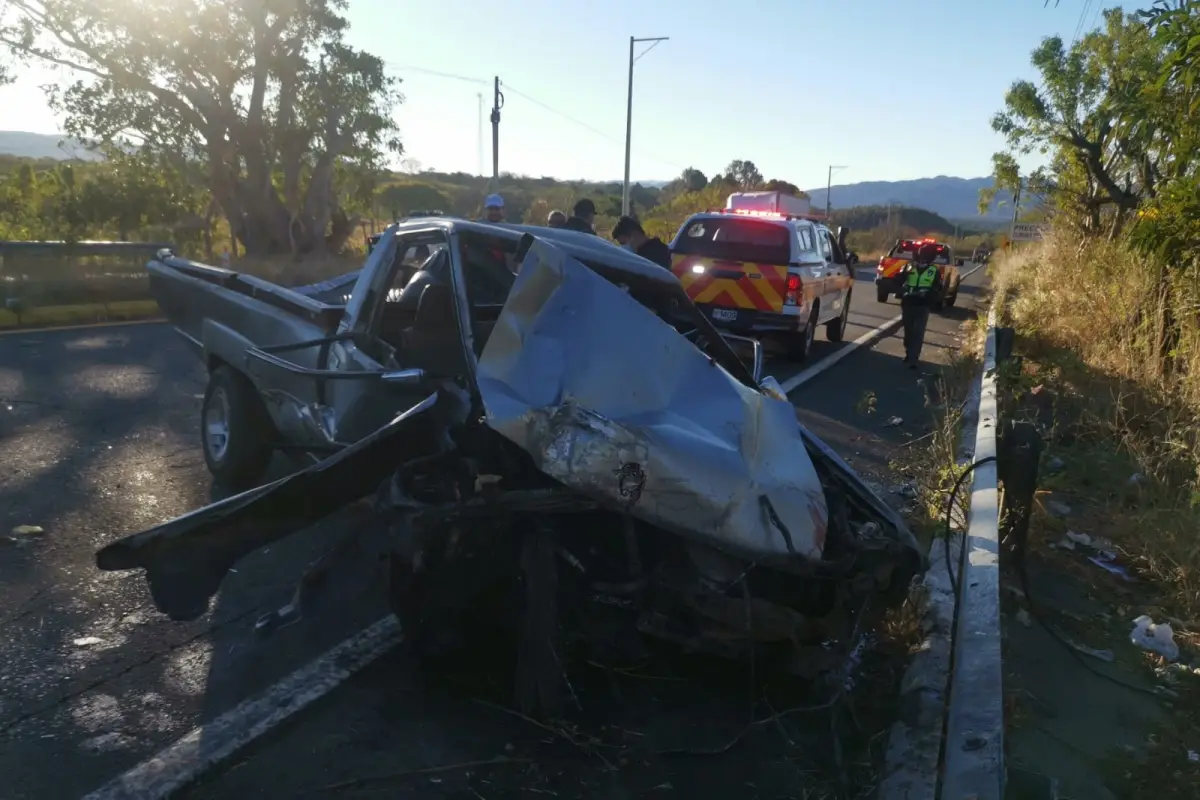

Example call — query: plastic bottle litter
[1130,615,1179,661]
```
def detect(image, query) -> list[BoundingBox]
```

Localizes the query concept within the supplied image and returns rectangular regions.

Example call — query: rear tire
[201,364,275,491]
[826,291,851,343]
[876,286,889,303]
[945,288,958,308]
[786,305,819,362]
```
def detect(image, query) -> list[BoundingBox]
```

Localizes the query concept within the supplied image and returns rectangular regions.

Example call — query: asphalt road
[0,264,987,799]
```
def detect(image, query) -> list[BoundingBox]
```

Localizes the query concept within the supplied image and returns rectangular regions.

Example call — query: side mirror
[718,331,763,384]
[381,368,427,386]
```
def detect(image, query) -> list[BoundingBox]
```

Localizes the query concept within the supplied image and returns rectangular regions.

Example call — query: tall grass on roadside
[991,232,1200,618]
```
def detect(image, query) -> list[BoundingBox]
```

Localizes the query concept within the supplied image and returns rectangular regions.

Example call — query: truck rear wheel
[826,291,851,343]
[876,286,889,303]
[786,307,818,362]
[201,365,275,491]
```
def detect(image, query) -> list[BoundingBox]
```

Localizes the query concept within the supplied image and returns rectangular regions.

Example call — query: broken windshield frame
[454,228,759,388]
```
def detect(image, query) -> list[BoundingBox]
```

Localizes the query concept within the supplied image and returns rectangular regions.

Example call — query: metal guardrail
[880,306,1004,800]
[940,308,1005,799]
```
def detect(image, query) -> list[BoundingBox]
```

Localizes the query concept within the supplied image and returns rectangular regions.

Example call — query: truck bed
[148,251,349,356]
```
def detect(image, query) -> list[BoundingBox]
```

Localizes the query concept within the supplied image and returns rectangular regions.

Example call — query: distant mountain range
[805,176,1014,223]
[0,131,103,161]
[0,131,1010,223]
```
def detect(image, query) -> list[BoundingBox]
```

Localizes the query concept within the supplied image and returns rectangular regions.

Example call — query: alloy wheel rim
[203,388,231,462]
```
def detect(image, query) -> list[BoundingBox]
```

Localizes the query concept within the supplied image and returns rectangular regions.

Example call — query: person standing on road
[898,242,943,369]
[547,209,567,228]
[563,198,597,234]
[611,215,671,270]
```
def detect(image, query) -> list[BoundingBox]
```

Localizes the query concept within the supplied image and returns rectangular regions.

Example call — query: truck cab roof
[379,217,683,290]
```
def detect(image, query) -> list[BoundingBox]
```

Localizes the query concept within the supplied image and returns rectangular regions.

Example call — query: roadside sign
[1011,223,1050,242]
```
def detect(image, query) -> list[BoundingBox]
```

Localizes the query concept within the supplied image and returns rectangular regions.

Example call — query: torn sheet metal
[476,237,829,562]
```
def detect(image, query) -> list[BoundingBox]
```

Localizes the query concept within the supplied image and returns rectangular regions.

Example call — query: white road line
[779,262,985,394]
[81,261,989,798]
[82,617,402,800]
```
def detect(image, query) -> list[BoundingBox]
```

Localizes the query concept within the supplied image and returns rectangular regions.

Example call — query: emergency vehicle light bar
[709,208,828,223]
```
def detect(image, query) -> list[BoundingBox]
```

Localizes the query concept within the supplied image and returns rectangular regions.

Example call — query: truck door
[810,227,838,322]
[316,234,453,446]
[820,228,851,318]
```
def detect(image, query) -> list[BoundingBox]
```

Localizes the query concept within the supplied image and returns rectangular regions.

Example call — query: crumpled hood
[475,237,829,562]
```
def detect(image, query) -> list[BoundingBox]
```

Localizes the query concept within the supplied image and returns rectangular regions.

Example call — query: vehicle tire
[826,291,851,343]
[201,364,275,491]
[876,286,888,304]
[945,288,958,308]
[786,305,819,362]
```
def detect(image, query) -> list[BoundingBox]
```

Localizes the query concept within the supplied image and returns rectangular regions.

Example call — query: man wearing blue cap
[483,193,506,224]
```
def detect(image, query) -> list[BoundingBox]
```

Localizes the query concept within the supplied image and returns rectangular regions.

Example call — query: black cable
[942,456,996,595]
[943,450,1163,698]
[1011,504,1165,699]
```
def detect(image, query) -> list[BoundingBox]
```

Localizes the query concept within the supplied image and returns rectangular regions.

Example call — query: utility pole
[623,35,669,216]
[491,77,504,185]
[477,92,484,178]
[826,165,848,219]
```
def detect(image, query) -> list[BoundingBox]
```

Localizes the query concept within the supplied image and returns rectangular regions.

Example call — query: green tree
[724,160,764,190]
[983,10,1164,235]
[763,179,803,197]
[680,167,708,192]
[0,0,402,256]
[378,183,453,219]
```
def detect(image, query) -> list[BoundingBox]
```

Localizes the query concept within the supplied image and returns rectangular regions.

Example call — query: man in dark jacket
[611,215,671,270]
[563,198,597,234]
[898,242,944,368]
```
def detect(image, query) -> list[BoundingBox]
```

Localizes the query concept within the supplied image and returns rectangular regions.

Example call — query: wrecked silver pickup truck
[97,218,925,715]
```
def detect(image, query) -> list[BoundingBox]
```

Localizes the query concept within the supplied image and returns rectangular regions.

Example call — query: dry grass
[887,333,985,553]
[990,233,1200,621]
[986,234,1200,798]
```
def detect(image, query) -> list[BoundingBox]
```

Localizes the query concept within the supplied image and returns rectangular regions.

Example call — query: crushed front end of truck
[97,234,925,716]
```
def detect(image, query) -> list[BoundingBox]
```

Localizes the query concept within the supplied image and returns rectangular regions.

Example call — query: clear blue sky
[0,0,1131,188]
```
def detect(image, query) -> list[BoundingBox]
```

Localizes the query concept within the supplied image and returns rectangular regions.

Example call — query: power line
[381,63,685,175]
[383,62,488,86]
[500,83,622,144]
[501,81,686,172]
[1070,0,1093,46]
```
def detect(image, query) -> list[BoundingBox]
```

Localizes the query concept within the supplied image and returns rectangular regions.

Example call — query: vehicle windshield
[672,217,792,265]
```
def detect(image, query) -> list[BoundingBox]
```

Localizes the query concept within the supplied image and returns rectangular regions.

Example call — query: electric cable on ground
[941,455,1165,698]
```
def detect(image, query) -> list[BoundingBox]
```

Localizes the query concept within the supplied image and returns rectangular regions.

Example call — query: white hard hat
[484,193,504,208]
